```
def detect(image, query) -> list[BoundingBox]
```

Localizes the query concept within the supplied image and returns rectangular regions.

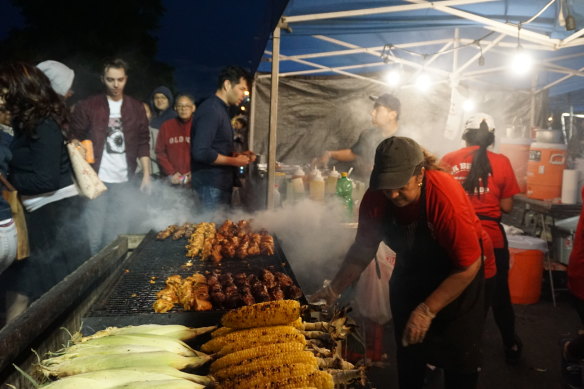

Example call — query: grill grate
[87,232,305,318]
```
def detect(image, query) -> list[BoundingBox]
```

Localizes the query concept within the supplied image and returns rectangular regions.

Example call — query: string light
[463,99,476,112]
[383,68,401,87]
[510,24,534,76]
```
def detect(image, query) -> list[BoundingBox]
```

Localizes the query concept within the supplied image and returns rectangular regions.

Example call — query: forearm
[139,156,151,178]
[424,258,481,315]
[329,149,357,162]
[329,243,378,294]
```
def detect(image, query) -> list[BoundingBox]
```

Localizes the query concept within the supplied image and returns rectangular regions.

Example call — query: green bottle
[336,172,353,219]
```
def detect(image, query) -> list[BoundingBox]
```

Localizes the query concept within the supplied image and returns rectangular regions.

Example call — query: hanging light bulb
[510,47,534,76]
[415,73,431,92]
[383,69,401,87]
[463,99,476,112]
[510,24,533,76]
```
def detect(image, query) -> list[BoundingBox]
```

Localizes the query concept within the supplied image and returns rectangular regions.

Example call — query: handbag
[0,173,30,260]
[66,142,107,199]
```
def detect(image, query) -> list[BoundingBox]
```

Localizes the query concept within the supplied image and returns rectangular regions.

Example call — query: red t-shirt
[441,147,520,248]
[355,170,496,278]
[155,117,192,175]
[568,187,584,300]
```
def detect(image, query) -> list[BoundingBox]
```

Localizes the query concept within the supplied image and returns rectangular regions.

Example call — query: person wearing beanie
[149,86,177,129]
[319,93,402,182]
[311,137,493,388]
[441,112,522,365]
[36,60,75,98]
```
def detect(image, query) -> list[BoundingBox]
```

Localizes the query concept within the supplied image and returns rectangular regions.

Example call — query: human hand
[140,175,152,194]
[241,150,257,163]
[232,153,251,167]
[170,172,182,185]
[307,284,339,306]
[402,303,435,347]
[318,151,331,167]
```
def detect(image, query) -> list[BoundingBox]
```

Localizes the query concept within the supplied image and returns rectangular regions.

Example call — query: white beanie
[464,112,495,132]
[36,60,75,96]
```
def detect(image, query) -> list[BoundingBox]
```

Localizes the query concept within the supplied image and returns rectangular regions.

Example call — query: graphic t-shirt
[98,98,128,183]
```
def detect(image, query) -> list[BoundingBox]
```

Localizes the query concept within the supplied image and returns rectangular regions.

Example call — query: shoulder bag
[0,173,30,260]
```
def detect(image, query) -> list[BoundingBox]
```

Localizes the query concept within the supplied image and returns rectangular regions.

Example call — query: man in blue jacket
[190,66,255,211]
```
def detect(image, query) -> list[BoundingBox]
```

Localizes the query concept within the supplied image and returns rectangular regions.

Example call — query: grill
[83,231,305,332]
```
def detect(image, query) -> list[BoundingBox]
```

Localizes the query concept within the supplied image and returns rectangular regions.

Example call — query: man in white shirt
[71,58,151,254]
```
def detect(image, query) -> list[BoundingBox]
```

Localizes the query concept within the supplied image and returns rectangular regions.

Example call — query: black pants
[395,348,478,389]
[489,247,517,348]
[567,294,584,360]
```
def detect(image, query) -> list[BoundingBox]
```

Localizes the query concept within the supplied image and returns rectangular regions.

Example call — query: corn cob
[210,342,305,373]
[211,326,235,338]
[212,351,318,380]
[276,370,334,389]
[220,300,301,329]
[75,325,216,343]
[41,351,211,378]
[217,332,306,355]
[217,363,316,389]
[201,325,300,353]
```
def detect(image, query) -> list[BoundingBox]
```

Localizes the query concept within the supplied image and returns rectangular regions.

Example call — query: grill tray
[83,231,305,333]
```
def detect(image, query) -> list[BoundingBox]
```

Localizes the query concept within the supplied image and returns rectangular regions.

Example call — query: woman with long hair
[311,137,495,389]
[0,62,89,322]
[441,113,522,364]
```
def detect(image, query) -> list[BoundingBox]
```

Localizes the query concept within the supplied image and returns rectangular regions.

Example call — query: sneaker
[560,338,583,388]
[505,336,523,365]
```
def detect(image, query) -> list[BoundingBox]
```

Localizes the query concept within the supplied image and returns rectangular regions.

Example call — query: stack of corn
[207,300,360,389]
[35,324,215,389]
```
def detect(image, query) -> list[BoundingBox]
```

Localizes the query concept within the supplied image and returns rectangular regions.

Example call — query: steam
[82,178,357,294]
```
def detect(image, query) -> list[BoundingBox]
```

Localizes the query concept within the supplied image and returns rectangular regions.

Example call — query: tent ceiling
[257,0,584,107]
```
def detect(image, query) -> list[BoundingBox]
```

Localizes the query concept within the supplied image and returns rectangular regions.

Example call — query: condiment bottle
[336,172,353,219]
[326,166,340,197]
[309,168,325,202]
[291,166,306,198]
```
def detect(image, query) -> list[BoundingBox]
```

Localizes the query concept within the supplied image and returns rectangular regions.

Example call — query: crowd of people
[0,58,255,325]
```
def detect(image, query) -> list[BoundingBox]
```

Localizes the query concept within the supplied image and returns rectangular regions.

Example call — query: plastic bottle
[326,166,340,197]
[291,166,306,199]
[336,172,353,219]
[309,168,325,202]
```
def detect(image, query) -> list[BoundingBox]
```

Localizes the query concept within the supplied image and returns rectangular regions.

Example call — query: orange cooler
[499,138,531,193]
[526,142,567,201]
[507,235,547,304]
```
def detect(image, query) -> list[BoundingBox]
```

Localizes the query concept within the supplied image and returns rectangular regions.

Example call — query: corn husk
[39,368,207,388]
[59,333,201,357]
[75,324,216,343]
[40,351,211,378]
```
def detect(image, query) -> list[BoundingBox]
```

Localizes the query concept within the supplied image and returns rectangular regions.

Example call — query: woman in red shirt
[311,137,493,389]
[441,113,522,364]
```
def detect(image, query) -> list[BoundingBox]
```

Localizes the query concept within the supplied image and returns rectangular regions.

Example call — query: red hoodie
[155,117,192,175]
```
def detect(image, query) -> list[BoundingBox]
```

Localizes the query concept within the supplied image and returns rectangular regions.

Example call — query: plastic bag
[353,242,395,325]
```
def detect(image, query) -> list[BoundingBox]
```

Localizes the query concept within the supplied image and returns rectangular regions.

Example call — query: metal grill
[87,232,305,319]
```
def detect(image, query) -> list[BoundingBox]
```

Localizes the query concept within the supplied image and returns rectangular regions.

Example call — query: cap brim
[370,166,416,190]
[369,95,378,102]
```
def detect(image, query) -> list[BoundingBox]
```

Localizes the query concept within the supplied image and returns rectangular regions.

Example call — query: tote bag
[0,174,29,260]
[66,143,107,199]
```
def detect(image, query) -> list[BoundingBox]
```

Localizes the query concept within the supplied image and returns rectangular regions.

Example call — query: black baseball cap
[369,93,401,114]
[370,137,424,190]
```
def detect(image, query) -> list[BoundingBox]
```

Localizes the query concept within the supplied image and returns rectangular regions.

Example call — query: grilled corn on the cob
[210,342,305,373]
[220,300,301,329]
[217,363,316,389]
[201,325,300,353]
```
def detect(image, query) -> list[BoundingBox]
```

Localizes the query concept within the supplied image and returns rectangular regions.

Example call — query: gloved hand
[307,284,339,306]
[402,302,436,347]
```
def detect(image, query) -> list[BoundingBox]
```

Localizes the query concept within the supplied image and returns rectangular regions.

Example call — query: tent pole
[249,75,257,153]
[267,24,281,209]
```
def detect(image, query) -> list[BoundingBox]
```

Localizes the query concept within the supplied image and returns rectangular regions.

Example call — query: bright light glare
[244,90,250,96]
[384,69,401,87]
[510,50,533,76]
[240,106,246,111]
[462,99,475,112]
[415,74,431,92]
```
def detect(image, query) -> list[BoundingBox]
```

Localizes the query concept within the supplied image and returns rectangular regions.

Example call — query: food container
[535,130,563,143]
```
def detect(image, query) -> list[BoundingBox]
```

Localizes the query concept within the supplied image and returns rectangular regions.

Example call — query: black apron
[385,182,485,372]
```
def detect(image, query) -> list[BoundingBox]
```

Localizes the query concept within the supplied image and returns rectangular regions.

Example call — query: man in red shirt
[156,93,196,185]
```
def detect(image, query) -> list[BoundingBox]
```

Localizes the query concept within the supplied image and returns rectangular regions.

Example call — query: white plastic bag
[353,242,395,325]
